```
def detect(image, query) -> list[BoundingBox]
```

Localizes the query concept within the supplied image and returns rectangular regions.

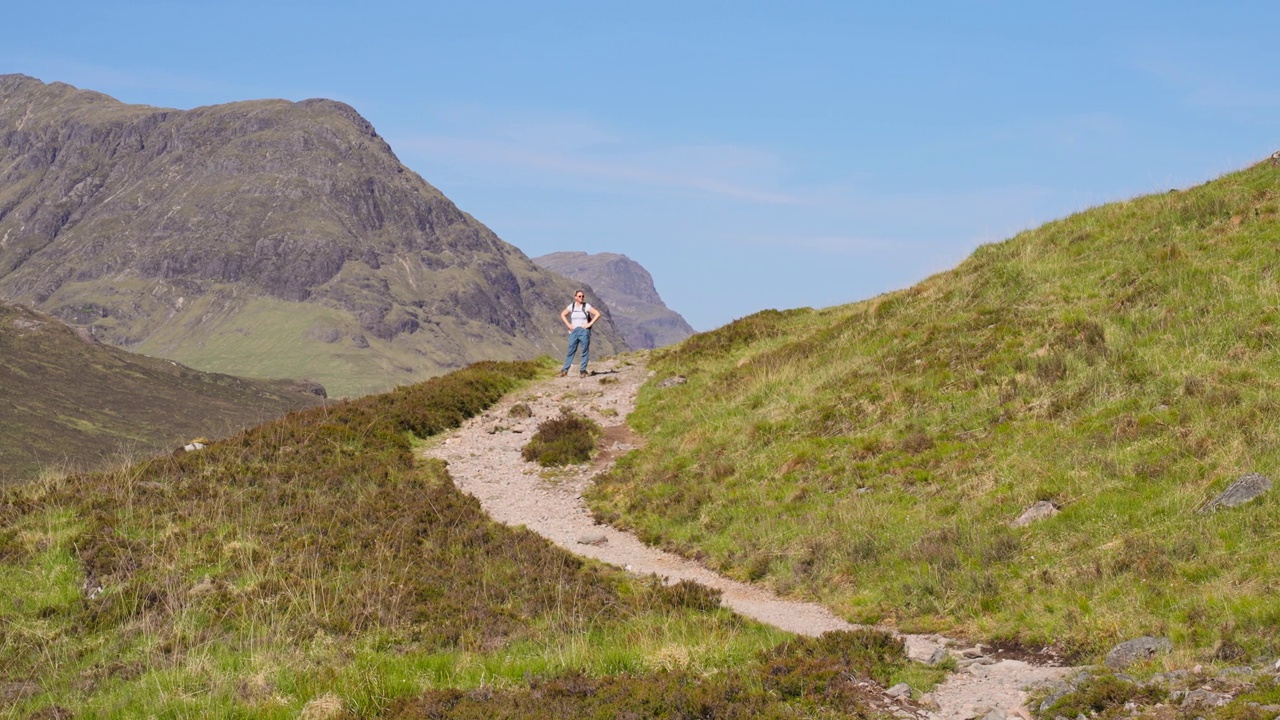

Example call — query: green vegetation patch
[588,160,1280,662]
[0,360,782,717]
[521,411,602,466]
[383,629,918,720]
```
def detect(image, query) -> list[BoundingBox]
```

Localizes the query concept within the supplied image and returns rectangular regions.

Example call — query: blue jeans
[562,327,591,373]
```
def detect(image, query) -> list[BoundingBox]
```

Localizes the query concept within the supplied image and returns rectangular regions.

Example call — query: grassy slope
[589,160,1280,662]
[0,302,324,482]
[1,359,941,718]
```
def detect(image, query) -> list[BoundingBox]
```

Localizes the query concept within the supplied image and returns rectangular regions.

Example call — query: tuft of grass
[521,412,602,466]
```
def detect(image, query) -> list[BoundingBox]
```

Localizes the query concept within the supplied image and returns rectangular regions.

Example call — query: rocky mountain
[0,74,625,397]
[533,251,694,349]
[0,300,325,482]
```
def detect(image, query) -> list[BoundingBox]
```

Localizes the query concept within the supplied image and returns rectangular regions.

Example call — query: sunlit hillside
[0,360,936,718]
[590,158,1280,662]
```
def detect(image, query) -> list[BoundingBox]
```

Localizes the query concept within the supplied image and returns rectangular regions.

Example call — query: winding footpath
[426,357,1071,718]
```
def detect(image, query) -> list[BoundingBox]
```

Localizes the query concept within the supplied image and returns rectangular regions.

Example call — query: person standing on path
[559,290,600,377]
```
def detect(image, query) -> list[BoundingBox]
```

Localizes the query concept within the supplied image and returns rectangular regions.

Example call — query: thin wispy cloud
[1136,53,1279,117]
[744,234,894,256]
[394,111,808,205]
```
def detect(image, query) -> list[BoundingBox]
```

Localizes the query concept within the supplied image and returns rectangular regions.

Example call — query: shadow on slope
[0,302,325,483]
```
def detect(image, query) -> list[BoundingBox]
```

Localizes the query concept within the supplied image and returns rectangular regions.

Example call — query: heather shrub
[521,412,601,466]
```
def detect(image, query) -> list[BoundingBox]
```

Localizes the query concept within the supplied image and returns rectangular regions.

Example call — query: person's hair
[575,290,585,298]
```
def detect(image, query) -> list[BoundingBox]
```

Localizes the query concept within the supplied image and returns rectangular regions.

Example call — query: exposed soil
[425,357,1073,718]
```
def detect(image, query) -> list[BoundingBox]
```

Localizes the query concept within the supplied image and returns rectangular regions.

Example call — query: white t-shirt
[566,302,594,328]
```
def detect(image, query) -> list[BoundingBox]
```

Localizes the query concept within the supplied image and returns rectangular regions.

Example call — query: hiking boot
[579,370,589,377]
[557,370,568,377]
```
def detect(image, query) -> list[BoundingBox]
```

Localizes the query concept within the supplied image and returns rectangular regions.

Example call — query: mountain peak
[534,251,693,349]
[0,77,626,396]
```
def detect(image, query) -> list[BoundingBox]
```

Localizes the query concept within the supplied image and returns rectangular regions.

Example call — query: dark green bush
[521,413,601,466]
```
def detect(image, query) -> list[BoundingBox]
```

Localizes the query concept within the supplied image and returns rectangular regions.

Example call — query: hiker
[559,290,600,377]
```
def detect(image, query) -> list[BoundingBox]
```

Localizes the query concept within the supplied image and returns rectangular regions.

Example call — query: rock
[886,682,911,698]
[657,375,687,388]
[1012,500,1060,527]
[1181,689,1231,708]
[1039,690,1068,713]
[918,693,940,711]
[1200,473,1271,513]
[576,533,608,546]
[982,709,1008,720]
[188,576,217,597]
[927,647,949,665]
[1105,637,1172,669]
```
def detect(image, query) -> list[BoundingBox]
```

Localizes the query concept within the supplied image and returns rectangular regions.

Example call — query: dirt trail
[425,357,1071,717]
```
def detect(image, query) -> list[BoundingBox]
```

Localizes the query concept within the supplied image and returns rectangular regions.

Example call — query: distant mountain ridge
[0,74,625,396]
[533,251,694,349]
[0,299,324,482]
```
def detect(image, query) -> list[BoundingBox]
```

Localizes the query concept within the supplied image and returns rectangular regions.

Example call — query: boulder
[1200,473,1271,513]
[1012,500,1059,527]
[1104,637,1172,669]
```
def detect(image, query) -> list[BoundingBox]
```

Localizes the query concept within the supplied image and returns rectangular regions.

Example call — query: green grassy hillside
[0,302,325,482]
[589,159,1280,662]
[0,359,935,718]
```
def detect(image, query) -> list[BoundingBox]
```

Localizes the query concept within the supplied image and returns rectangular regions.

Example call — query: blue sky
[4,2,1277,330]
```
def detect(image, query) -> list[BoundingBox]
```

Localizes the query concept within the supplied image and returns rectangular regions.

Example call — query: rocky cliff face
[533,251,695,349]
[0,74,624,396]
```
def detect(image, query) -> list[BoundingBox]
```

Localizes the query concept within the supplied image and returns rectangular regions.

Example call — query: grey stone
[927,647,949,665]
[576,533,608,546]
[1201,473,1271,513]
[657,375,687,388]
[1104,637,1172,669]
[1181,689,1231,708]
[188,576,217,597]
[1012,500,1060,527]
[885,682,911,698]
[1039,690,1068,713]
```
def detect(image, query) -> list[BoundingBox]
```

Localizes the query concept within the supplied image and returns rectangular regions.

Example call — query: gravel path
[425,356,1071,718]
